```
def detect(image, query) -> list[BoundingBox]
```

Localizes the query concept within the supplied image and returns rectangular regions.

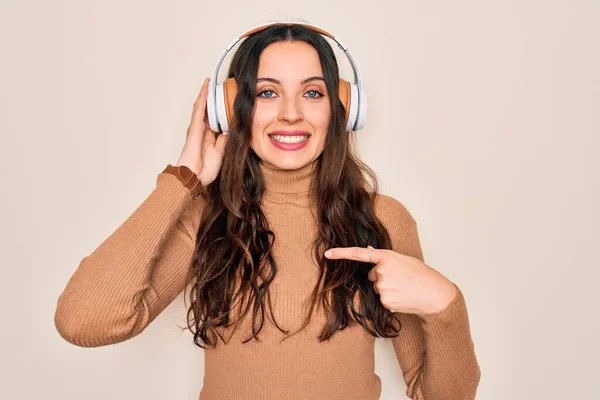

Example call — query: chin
[262,154,316,170]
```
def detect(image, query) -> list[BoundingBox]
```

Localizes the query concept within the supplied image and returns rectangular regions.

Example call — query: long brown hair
[184,24,401,349]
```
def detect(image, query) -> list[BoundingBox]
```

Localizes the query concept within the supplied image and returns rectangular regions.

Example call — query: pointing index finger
[324,246,382,264]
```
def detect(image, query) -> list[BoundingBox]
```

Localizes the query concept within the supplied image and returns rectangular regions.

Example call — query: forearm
[412,285,481,399]
[54,171,201,347]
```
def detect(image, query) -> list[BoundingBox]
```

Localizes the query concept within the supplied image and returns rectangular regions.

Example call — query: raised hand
[176,77,229,187]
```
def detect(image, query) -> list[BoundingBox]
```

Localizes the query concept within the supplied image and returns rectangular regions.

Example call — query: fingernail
[324,250,332,257]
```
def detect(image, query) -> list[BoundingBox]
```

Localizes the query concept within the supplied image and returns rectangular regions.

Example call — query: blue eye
[258,90,275,98]
[256,89,325,99]
[305,90,324,99]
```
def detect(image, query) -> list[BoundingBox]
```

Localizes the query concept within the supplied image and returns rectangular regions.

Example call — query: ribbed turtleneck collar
[259,159,317,194]
[259,159,318,216]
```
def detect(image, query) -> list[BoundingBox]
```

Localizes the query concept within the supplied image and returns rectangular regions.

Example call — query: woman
[55,22,480,400]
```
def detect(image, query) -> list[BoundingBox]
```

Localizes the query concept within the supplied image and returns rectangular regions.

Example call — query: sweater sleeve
[54,172,205,347]
[375,195,481,400]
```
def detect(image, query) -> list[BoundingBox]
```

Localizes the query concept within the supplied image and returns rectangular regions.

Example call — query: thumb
[215,132,230,155]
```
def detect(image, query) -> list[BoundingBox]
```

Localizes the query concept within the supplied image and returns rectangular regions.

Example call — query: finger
[367,266,378,282]
[201,119,216,150]
[189,78,210,132]
[214,132,229,155]
[324,246,382,264]
[373,283,380,295]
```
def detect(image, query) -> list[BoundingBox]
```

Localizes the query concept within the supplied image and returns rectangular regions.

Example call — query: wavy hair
[183,23,401,349]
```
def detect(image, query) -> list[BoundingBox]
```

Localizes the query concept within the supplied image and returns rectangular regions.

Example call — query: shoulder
[373,192,424,261]
[373,192,417,231]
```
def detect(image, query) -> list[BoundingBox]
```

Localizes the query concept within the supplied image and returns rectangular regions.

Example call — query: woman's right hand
[176,77,229,187]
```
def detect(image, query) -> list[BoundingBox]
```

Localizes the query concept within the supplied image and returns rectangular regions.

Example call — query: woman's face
[250,40,331,170]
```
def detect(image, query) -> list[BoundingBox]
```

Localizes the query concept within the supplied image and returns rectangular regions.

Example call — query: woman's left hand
[324,246,458,315]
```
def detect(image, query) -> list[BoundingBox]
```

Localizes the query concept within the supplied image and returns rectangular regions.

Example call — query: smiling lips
[268,130,311,150]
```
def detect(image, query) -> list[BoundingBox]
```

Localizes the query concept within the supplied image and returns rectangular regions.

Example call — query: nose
[278,95,303,124]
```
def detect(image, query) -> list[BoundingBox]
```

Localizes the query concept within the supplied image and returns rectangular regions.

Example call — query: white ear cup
[206,79,220,133]
[215,82,231,134]
[354,86,367,131]
[346,82,359,132]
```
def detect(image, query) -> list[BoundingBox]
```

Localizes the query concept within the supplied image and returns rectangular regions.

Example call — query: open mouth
[268,134,310,144]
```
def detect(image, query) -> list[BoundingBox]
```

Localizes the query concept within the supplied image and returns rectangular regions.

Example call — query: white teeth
[269,135,309,144]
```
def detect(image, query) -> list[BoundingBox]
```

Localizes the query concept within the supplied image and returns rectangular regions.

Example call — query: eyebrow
[256,76,325,85]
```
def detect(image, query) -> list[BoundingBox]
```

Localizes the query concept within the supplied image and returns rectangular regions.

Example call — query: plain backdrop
[1,0,598,399]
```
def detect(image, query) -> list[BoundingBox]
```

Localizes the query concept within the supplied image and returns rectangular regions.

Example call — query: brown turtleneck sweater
[54,159,481,400]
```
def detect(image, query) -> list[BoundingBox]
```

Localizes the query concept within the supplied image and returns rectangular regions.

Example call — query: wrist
[162,164,203,198]
[422,281,458,315]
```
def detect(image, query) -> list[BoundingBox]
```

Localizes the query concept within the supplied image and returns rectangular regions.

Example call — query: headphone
[206,21,367,134]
